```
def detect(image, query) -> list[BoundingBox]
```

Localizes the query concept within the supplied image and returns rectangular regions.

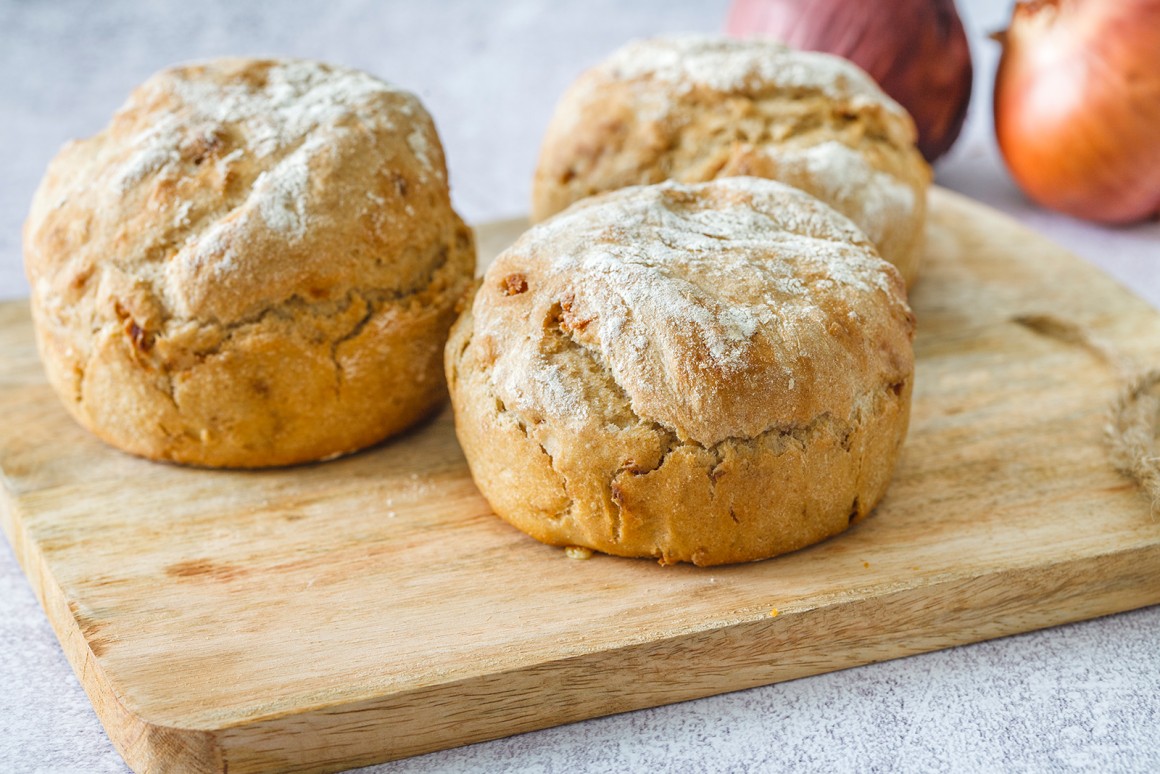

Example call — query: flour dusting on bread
[477,177,906,447]
[602,35,907,116]
[112,59,440,246]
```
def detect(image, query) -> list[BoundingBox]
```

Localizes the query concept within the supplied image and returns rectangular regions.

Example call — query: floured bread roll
[532,35,930,285]
[448,177,915,566]
[24,58,475,467]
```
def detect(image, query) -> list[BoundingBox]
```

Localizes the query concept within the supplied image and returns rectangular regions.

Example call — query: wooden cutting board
[2,187,1159,774]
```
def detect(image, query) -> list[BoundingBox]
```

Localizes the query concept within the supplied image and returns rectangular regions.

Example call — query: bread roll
[448,177,915,566]
[532,35,930,285]
[24,58,475,467]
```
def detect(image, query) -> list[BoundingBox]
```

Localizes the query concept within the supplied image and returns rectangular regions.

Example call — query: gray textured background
[2,1,1159,772]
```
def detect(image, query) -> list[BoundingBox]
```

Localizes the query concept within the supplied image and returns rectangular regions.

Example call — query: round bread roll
[447,177,915,566]
[532,35,931,285]
[24,58,475,468]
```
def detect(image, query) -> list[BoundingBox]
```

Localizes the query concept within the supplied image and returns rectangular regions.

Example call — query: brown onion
[725,0,973,162]
[993,0,1160,224]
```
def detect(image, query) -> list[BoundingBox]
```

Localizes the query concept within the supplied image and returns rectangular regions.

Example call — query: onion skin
[725,0,973,162]
[994,0,1160,224]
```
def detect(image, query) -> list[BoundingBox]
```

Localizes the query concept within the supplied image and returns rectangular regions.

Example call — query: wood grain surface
[2,188,1159,774]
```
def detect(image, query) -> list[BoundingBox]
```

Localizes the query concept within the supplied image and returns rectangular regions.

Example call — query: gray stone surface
[1,1,1158,772]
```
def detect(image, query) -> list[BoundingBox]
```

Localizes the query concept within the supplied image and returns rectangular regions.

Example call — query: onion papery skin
[994,0,1160,224]
[725,0,973,162]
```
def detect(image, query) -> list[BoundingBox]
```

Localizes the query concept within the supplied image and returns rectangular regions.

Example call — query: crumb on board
[769,608,779,618]
[564,546,593,560]
[863,561,870,568]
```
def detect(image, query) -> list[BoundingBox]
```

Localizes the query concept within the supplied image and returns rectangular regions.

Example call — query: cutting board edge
[0,486,225,773]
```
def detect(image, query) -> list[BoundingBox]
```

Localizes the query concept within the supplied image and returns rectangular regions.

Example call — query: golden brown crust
[531,36,931,285]
[24,58,475,467]
[448,178,915,566]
